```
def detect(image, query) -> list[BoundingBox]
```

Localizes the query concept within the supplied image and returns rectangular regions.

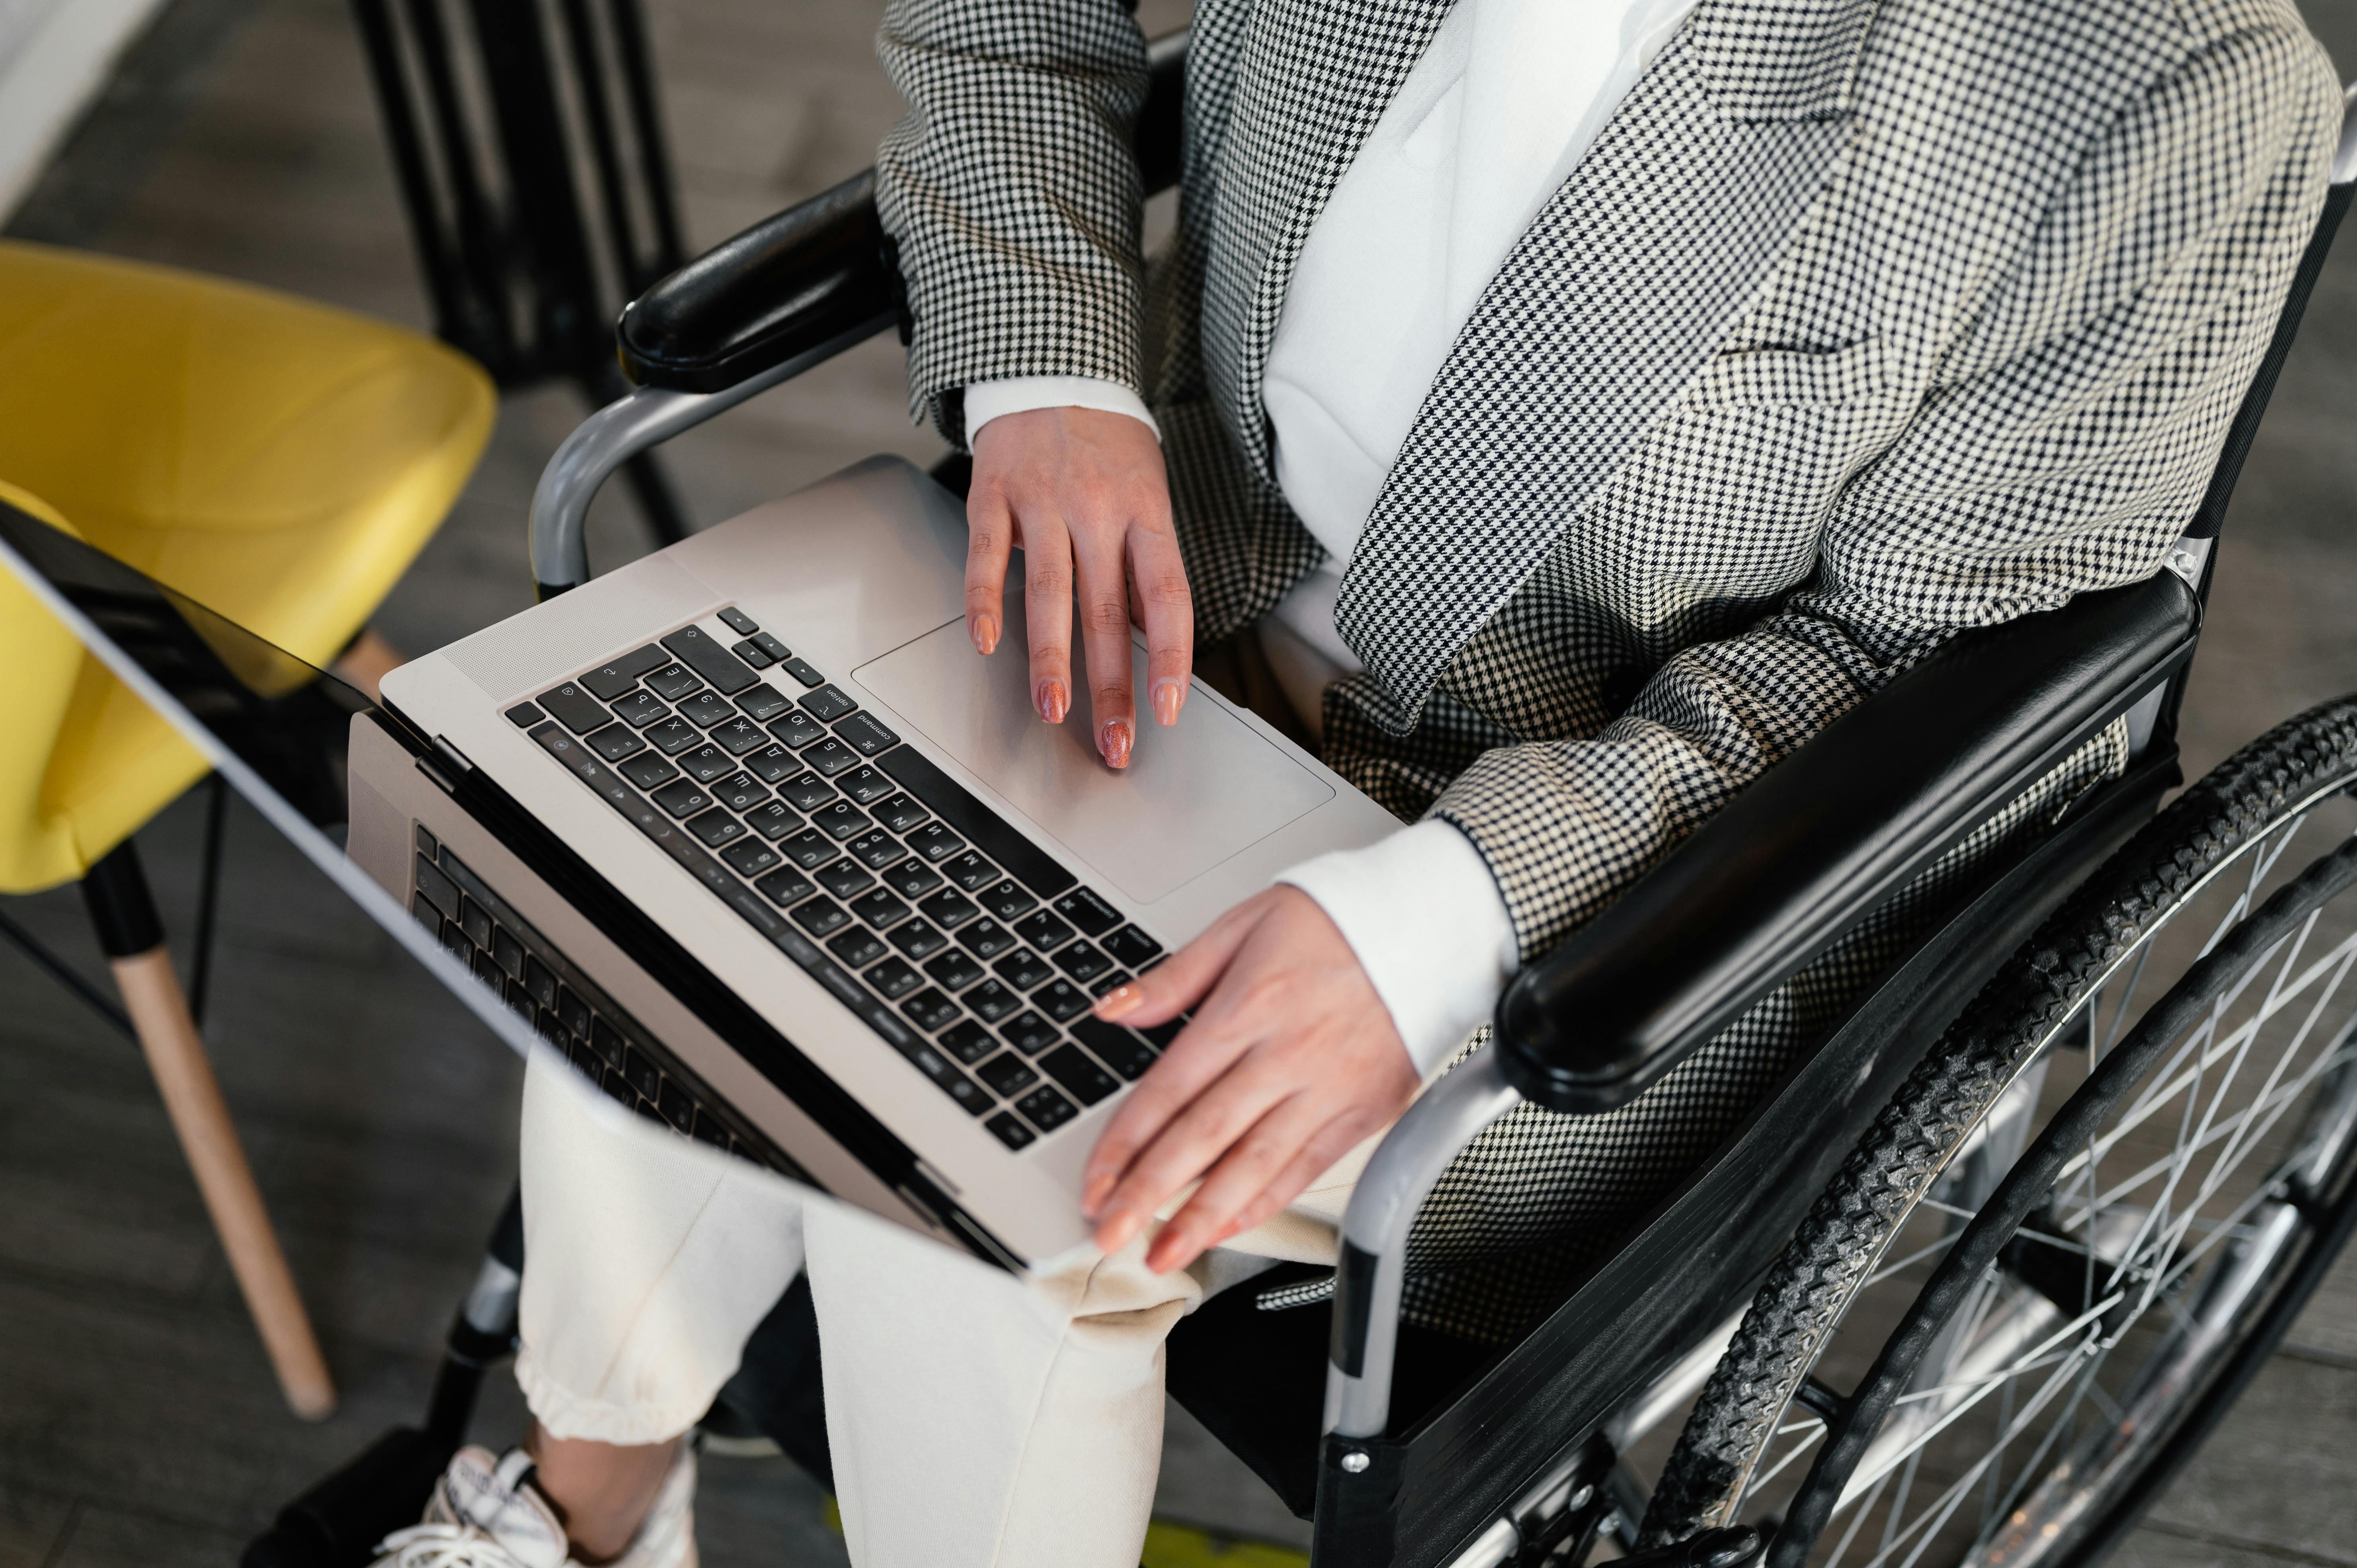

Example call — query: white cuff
[1277,819,1519,1078]
[964,376,1161,444]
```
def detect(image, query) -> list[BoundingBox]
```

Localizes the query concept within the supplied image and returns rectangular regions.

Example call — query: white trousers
[514,1053,1366,1568]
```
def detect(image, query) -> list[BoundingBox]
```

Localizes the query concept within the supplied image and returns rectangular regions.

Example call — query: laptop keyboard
[499,605,1178,1151]
[409,826,795,1172]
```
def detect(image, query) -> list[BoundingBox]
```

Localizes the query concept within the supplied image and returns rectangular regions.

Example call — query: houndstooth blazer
[874,0,2339,1335]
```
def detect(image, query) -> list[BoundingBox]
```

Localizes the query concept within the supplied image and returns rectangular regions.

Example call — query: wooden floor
[0,0,2352,1563]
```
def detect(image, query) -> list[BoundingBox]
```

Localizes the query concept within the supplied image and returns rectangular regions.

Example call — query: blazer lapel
[1333,0,1880,734]
[1200,0,1456,485]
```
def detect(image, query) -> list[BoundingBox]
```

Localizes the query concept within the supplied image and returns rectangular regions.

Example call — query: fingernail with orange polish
[972,614,999,656]
[1101,718,1133,768]
[1095,983,1142,1020]
[1081,1174,1112,1219]
[1037,680,1068,723]
[1151,679,1183,727]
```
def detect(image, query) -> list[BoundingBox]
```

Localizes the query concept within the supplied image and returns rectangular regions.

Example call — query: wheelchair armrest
[615,28,1188,396]
[1493,569,2203,1116]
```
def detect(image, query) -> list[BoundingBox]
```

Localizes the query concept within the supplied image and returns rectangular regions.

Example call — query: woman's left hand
[1082,886,1420,1274]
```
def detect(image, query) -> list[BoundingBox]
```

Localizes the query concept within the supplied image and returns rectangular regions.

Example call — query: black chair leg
[189,772,228,1028]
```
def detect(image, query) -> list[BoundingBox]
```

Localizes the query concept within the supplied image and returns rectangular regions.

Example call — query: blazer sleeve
[874,0,1152,446]
[1430,19,2341,965]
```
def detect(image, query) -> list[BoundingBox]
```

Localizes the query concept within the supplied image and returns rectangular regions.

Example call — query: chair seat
[0,243,494,893]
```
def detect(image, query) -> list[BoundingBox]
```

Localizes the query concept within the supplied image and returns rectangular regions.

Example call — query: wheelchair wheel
[1641,695,2357,1568]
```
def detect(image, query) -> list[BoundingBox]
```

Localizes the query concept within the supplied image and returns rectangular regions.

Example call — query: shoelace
[376,1522,539,1568]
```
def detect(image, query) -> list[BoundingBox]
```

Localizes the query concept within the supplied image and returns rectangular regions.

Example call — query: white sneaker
[369,1445,698,1568]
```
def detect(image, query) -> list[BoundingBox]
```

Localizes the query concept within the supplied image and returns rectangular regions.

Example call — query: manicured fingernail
[1037,680,1068,723]
[971,614,999,656]
[1095,983,1143,1020]
[1152,679,1183,727]
[1081,1174,1113,1219]
[1101,718,1133,768]
[1146,1236,1183,1273]
[1099,1206,1140,1253]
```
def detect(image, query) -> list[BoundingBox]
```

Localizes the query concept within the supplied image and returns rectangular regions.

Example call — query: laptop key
[712,716,769,756]
[681,743,735,784]
[505,702,545,728]
[743,743,800,784]
[755,866,818,907]
[879,857,944,899]
[720,837,782,878]
[1070,1016,1158,1081]
[775,771,837,812]
[1052,886,1123,937]
[816,858,874,899]
[751,630,792,662]
[803,737,860,777]
[874,792,930,834]
[731,637,774,669]
[833,712,899,756]
[718,607,760,636]
[644,716,699,755]
[943,850,999,893]
[985,882,1042,924]
[644,661,702,700]
[1016,1085,1079,1133]
[865,956,922,999]
[828,928,889,969]
[838,765,895,805]
[586,724,646,762]
[791,897,851,938]
[660,625,758,695]
[898,1041,989,1116]
[734,684,793,721]
[779,829,838,870]
[718,880,787,939]
[651,778,712,819]
[414,854,459,919]
[918,888,980,930]
[976,1052,1039,1097]
[1040,1045,1119,1106]
[901,987,962,1034]
[687,809,745,848]
[812,801,870,841]
[767,709,828,749]
[581,644,668,698]
[888,919,950,960]
[962,979,1023,1024]
[537,681,610,735]
[998,1011,1060,1055]
[742,801,800,841]
[985,1112,1037,1151]
[1012,909,1074,950]
[993,948,1056,991]
[677,691,734,728]
[1086,969,1131,998]
[846,829,904,870]
[960,917,1019,961]
[800,684,858,722]
[609,689,669,728]
[923,948,987,991]
[905,823,966,864]
[940,1021,998,1065]
[1033,979,1093,1022]
[1101,926,1163,969]
[713,772,769,813]
[849,889,912,928]
[1054,941,1115,985]
[778,656,826,688]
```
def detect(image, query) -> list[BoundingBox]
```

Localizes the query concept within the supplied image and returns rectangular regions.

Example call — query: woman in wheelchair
[374,0,2353,1565]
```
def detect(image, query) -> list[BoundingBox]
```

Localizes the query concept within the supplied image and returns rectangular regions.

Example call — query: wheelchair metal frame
[503,36,2357,1568]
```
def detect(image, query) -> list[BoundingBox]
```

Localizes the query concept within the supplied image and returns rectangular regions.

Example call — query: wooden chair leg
[83,842,337,1420]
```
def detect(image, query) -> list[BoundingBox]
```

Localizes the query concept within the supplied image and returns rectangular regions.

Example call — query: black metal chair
[348,0,696,547]
[254,38,2357,1568]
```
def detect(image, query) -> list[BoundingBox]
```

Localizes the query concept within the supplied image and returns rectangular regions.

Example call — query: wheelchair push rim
[1643,697,2357,1568]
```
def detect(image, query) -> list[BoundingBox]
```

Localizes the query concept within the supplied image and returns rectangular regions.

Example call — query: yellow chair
[0,242,494,1418]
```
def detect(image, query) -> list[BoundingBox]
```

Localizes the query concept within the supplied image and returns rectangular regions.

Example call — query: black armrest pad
[1495,572,2201,1115]
[617,30,1189,395]
[617,170,897,393]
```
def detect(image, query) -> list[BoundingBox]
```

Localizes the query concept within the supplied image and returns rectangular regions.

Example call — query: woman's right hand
[964,406,1192,769]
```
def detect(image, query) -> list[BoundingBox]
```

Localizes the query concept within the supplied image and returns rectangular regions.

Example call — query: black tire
[1642,695,2357,1568]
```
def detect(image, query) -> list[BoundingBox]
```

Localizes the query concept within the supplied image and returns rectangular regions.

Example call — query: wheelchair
[252,31,2357,1568]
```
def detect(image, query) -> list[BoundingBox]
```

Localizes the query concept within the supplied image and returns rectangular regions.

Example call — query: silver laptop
[351,456,1399,1270]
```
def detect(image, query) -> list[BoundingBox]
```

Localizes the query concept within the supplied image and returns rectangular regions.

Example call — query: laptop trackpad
[852,609,1334,905]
